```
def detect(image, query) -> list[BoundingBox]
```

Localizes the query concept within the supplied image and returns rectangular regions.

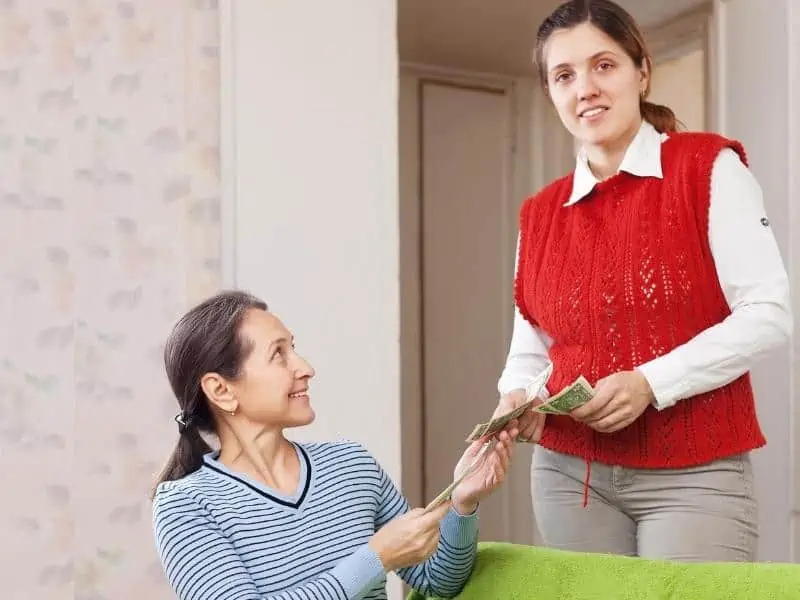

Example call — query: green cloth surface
[406,542,800,599]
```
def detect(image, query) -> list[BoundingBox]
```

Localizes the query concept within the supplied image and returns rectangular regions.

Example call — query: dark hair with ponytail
[534,0,681,134]
[151,290,268,496]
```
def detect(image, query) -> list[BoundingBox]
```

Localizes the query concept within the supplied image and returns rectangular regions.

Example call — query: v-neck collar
[203,443,312,510]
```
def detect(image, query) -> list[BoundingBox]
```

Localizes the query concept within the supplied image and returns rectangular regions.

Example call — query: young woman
[493,0,791,561]
[152,290,518,599]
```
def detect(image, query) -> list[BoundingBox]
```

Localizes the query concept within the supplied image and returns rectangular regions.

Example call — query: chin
[578,124,615,147]
[290,408,315,427]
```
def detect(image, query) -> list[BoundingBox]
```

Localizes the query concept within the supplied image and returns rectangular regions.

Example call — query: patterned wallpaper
[0,1,221,598]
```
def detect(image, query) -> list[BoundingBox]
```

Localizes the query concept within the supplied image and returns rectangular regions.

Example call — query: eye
[271,347,286,362]
[554,71,572,84]
[596,60,614,72]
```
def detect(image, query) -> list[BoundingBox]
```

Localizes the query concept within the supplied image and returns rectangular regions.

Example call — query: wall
[649,48,706,131]
[219,0,402,594]
[0,1,221,599]
[716,0,799,562]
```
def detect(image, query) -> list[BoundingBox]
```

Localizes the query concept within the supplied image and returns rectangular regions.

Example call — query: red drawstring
[582,459,591,508]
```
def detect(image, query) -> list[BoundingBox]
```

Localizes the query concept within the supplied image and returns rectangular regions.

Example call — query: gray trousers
[531,446,758,562]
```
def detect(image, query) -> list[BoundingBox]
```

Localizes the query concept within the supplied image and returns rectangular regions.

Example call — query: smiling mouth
[579,106,608,118]
[289,390,309,400]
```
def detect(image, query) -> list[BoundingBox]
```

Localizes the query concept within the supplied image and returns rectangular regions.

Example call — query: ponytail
[641,99,682,133]
[151,426,213,498]
[154,290,268,499]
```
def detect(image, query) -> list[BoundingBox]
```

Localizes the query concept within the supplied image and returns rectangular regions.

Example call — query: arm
[372,461,478,599]
[636,148,792,409]
[153,488,384,600]
[497,234,554,398]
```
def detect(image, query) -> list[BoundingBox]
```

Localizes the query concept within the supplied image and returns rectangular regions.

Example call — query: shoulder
[521,172,574,215]
[152,470,215,526]
[663,130,749,168]
[300,439,384,473]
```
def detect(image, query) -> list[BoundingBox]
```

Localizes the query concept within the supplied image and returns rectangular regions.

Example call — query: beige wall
[716,0,799,562]
[219,0,402,595]
[649,48,706,131]
[0,1,220,598]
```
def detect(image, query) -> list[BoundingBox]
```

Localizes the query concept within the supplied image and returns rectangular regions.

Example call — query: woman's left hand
[569,371,655,433]
[450,426,517,515]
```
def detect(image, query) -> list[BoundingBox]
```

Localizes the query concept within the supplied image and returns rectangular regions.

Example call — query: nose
[576,71,600,101]
[294,354,315,379]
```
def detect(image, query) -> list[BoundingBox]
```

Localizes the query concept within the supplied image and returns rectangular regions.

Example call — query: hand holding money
[490,389,545,443]
[449,427,517,515]
[472,363,554,444]
[368,503,451,571]
[569,370,654,433]
[424,425,518,514]
[533,375,594,414]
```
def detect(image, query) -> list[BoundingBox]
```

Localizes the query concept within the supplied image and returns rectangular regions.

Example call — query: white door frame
[645,2,716,131]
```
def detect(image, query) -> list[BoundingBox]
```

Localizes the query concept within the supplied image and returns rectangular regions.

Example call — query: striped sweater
[152,441,479,599]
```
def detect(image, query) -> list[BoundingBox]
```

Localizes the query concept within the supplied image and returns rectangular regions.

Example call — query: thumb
[420,503,450,525]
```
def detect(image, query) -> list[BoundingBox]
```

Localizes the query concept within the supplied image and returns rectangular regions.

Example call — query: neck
[218,422,298,490]
[583,119,642,180]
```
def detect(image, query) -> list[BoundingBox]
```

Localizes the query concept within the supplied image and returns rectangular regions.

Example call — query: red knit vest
[516,132,766,468]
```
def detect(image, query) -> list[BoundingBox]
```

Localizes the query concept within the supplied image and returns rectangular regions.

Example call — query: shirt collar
[565,120,668,207]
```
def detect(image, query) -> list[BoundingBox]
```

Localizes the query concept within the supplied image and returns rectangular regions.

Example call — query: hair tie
[174,411,192,434]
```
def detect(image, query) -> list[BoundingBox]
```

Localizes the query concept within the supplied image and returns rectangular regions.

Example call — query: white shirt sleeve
[636,148,792,409]
[497,235,554,398]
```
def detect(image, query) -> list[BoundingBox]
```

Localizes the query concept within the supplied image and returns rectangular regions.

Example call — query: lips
[289,389,308,400]
[579,106,608,118]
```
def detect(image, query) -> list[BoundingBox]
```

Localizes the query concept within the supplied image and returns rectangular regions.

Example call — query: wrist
[367,538,396,572]
[451,498,478,516]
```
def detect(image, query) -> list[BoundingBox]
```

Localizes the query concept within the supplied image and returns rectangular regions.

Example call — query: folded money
[465,398,537,442]
[533,375,594,414]
[464,364,554,443]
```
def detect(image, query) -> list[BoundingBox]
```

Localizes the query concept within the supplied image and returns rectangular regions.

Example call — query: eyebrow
[267,335,294,352]
[549,51,617,75]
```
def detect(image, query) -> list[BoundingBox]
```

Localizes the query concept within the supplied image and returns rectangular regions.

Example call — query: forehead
[544,22,625,69]
[239,309,291,344]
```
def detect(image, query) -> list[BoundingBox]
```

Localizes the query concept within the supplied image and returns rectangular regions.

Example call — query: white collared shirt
[498,121,792,409]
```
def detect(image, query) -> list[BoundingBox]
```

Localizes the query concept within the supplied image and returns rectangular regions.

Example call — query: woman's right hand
[368,504,451,571]
[491,388,546,443]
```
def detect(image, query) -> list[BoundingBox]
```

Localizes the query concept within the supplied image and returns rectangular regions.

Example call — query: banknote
[464,397,536,442]
[533,375,594,414]
[464,364,553,443]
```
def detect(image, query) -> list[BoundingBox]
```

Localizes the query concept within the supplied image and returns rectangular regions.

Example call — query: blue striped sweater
[152,441,479,599]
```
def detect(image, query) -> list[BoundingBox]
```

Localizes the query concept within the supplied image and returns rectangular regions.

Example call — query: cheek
[550,93,582,136]
[550,92,576,122]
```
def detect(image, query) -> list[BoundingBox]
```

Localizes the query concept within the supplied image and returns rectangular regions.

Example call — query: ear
[639,57,652,95]
[200,372,239,415]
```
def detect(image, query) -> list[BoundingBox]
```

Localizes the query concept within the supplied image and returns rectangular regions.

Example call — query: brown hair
[151,290,267,496]
[533,0,680,133]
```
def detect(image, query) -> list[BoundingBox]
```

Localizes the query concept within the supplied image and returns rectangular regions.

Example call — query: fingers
[495,436,514,471]
[530,412,546,443]
[520,412,544,440]
[571,378,615,421]
[588,406,635,433]
[497,423,520,443]
[420,502,450,525]
[463,440,486,458]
